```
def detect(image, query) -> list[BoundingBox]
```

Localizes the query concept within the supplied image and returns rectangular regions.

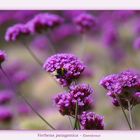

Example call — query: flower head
[0,107,13,122]
[73,13,96,33]
[0,90,13,104]
[0,50,6,64]
[103,25,119,46]
[80,111,104,130]
[100,70,140,108]
[5,24,30,41]
[54,83,94,116]
[43,53,85,87]
[26,13,63,33]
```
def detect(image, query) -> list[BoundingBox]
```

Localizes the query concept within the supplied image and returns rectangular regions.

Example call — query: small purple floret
[80,111,104,130]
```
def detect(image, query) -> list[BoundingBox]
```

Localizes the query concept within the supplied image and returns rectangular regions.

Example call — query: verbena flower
[5,24,30,41]
[73,13,96,33]
[26,13,63,33]
[0,61,31,86]
[0,90,13,104]
[0,50,6,64]
[0,107,13,122]
[51,24,78,43]
[54,84,93,116]
[103,24,119,46]
[100,70,140,108]
[43,53,85,87]
[80,111,104,130]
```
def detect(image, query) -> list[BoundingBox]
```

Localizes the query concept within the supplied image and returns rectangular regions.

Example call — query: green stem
[115,94,132,130]
[68,116,73,129]
[74,102,78,130]
[0,65,55,130]
[80,34,86,58]
[47,33,56,54]
[21,41,43,66]
[127,100,133,130]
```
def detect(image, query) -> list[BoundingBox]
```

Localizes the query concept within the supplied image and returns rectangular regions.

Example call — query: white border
[0,130,139,140]
[0,0,140,10]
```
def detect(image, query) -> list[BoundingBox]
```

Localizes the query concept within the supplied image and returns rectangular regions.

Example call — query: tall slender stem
[47,34,56,54]
[0,66,19,129]
[74,102,78,130]
[68,116,73,129]
[21,41,43,66]
[115,94,132,130]
[80,34,86,58]
[0,65,55,130]
[127,100,133,129]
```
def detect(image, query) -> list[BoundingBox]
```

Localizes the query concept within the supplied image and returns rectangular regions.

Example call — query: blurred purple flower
[0,50,6,64]
[26,13,63,33]
[103,24,119,47]
[0,90,13,104]
[80,111,104,130]
[73,13,96,33]
[51,24,78,43]
[0,61,31,86]
[0,107,13,122]
[63,10,86,20]
[30,35,49,51]
[54,83,93,116]
[43,53,85,87]
[5,24,30,41]
[112,11,135,22]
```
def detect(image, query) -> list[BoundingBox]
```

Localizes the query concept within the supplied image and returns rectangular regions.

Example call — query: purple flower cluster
[103,24,119,47]
[5,24,30,41]
[73,13,96,33]
[0,107,13,122]
[0,61,31,86]
[80,111,104,130]
[51,24,78,43]
[0,50,6,64]
[54,84,93,116]
[100,70,140,108]
[43,53,85,87]
[26,13,63,33]
[5,13,63,42]
[0,90,13,104]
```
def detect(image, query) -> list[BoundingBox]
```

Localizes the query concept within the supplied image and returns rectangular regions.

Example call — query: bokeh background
[0,10,140,130]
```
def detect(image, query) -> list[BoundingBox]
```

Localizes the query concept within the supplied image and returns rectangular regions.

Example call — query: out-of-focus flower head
[100,70,140,108]
[54,83,94,116]
[0,50,6,65]
[0,90,13,104]
[0,61,31,86]
[63,10,86,20]
[102,22,119,47]
[43,53,85,87]
[26,13,63,33]
[5,24,30,41]
[81,67,94,79]
[133,37,140,50]
[30,35,49,51]
[80,111,104,130]
[13,11,40,22]
[73,13,96,33]
[51,24,78,43]
[112,10,135,22]
[0,107,13,122]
